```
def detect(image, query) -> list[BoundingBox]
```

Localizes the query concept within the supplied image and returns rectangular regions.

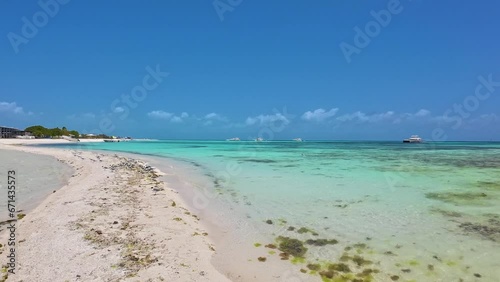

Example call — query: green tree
[25,125,48,137]
[25,125,80,138]
[69,130,79,137]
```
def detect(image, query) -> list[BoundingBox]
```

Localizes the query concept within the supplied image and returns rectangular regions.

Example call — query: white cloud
[469,113,499,124]
[415,109,431,117]
[246,113,290,126]
[147,110,189,123]
[336,111,369,122]
[336,111,395,123]
[147,110,173,119]
[203,113,227,124]
[335,109,435,125]
[0,101,33,115]
[301,108,339,121]
[113,107,125,113]
[205,113,217,119]
[170,116,183,123]
[389,109,433,124]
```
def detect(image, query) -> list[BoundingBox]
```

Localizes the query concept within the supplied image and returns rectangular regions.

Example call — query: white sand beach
[0,139,230,282]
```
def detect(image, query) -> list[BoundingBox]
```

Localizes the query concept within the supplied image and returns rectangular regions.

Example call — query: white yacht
[403,135,422,143]
[226,137,240,141]
[293,138,303,142]
[254,137,264,142]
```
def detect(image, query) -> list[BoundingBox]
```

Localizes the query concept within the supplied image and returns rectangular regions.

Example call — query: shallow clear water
[45,140,500,281]
[0,149,72,222]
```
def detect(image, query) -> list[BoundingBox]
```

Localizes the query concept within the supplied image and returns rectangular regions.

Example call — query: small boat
[293,138,303,142]
[104,139,120,142]
[226,137,240,141]
[403,135,422,143]
[254,137,264,142]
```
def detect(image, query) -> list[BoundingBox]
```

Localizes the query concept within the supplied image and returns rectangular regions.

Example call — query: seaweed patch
[459,220,500,242]
[276,236,308,258]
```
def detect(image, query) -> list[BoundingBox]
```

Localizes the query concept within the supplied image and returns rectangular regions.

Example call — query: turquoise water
[46,141,500,281]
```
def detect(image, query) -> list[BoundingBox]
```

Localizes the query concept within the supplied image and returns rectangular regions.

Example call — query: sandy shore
[0,139,230,282]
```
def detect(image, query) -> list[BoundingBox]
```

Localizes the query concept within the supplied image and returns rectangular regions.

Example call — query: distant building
[0,126,30,138]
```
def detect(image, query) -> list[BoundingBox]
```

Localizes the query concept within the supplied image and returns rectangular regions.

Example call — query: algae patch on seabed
[459,218,500,242]
[242,158,277,163]
[265,243,277,249]
[476,181,500,191]
[305,239,339,246]
[276,236,308,258]
[430,207,463,218]
[297,227,319,236]
[262,222,391,281]
[425,191,490,205]
[307,263,321,271]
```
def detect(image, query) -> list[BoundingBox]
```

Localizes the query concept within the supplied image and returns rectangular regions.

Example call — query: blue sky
[1,0,499,140]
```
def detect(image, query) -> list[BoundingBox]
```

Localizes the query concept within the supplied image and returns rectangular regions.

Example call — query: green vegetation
[25,125,80,138]
[24,125,116,139]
